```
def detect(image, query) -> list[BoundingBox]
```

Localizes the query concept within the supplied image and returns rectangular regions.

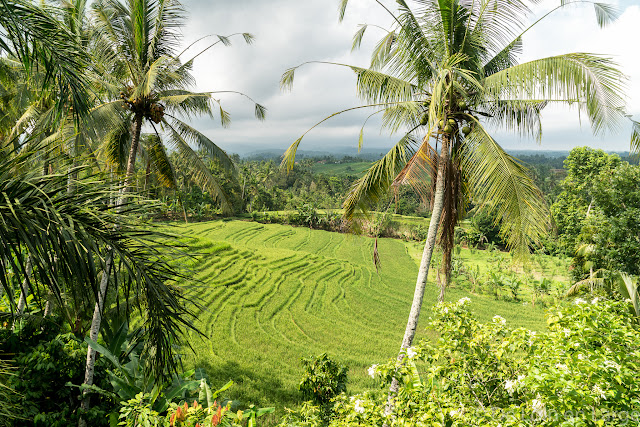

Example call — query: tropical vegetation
[280,0,628,405]
[1,0,639,426]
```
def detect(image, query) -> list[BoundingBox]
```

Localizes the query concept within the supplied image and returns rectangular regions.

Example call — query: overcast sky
[177,0,640,156]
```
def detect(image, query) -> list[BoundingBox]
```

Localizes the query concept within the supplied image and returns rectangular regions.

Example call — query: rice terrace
[175,219,557,410]
[1,0,640,426]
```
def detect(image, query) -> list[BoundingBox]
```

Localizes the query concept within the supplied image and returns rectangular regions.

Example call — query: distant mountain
[233,145,633,162]
[239,146,388,161]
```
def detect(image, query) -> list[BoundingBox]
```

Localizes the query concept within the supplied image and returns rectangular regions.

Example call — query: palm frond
[0,0,91,120]
[338,0,350,22]
[343,132,418,221]
[352,24,368,51]
[144,133,176,188]
[101,120,131,172]
[484,53,626,135]
[460,123,549,260]
[135,55,172,98]
[593,2,619,27]
[630,120,640,154]
[167,116,236,175]
[163,119,233,213]
[615,272,639,317]
[0,143,197,377]
[393,137,437,204]
[566,277,605,297]
[280,103,399,171]
[352,66,417,105]
[477,99,547,142]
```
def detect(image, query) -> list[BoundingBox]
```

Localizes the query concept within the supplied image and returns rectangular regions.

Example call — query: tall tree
[281,0,627,409]
[551,147,621,253]
[92,0,265,210]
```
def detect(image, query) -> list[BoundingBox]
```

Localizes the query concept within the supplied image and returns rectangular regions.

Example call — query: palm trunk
[385,135,450,415]
[123,113,144,197]
[79,252,113,427]
[13,258,33,330]
[437,248,452,303]
[67,135,80,195]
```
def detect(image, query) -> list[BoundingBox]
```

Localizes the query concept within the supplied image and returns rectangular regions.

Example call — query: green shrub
[327,298,640,426]
[299,353,348,424]
[2,330,114,426]
[299,353,347,406]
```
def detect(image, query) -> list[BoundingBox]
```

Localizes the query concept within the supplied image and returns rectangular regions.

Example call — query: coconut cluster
[119,87,165,124]
[148,103,165,124]
[418,98,475,136]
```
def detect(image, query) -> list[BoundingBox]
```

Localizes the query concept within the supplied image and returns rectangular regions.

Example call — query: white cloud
[177,0,638,155]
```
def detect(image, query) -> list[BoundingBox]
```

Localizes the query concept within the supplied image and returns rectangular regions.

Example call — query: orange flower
[169,413,176,427]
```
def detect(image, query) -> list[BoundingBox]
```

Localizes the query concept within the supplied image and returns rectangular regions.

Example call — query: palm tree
[91,0,265,211]
[0,0,91,121]
[0,142,198,418]
[281,0,627,407]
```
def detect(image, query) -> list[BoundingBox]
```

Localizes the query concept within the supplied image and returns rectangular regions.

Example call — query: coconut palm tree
[0,142,198,418]
[91,0,265,211]
[0,0,91,120]
[281,0,627,406]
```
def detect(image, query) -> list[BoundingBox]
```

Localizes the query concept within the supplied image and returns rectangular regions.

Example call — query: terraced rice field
[169,220,548,414]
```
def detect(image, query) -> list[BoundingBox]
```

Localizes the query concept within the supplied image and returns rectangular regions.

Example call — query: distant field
[169,220,556,421]
[310,161,372,176]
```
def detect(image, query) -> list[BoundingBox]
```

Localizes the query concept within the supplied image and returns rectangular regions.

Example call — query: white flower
[458,297,471,305]
[493,315,506,326]
[505,379,517,395]
[531,396,547,419]
[443,307,449,314]
[577,353,585,360]
[603,360,620,370]
[517,375,526,382]
[562,328,571,337]
[449,409,459,417]
[591,297,599,305]
[592,385,607,400]
[406,347,417,358]
[528,331,537,346]
[354,399,365,414]
[555,363,568,372]
[367,364,378,378]
[574,298,587,305]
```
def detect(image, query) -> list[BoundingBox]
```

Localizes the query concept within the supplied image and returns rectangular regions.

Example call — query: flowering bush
[327,298,640,426]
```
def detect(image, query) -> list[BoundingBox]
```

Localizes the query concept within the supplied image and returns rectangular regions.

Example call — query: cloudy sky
[178,0,640,156]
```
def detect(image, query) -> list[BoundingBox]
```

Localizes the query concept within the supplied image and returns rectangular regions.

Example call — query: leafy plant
[85,335,210,414]
[299,353,347,424]
[2,332,114,427]
[332,298,640,426]
[299,353,347,406]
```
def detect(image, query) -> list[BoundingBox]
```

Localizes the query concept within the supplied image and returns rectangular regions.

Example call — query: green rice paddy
[169,219,556,417]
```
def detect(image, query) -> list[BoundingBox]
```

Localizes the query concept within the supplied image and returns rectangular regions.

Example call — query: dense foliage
[281,299,640,426]
[1,0,639,423]
[0,321,114,426]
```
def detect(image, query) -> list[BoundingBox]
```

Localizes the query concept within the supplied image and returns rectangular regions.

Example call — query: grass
[310,162,372,176]
[168,220,563,422]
